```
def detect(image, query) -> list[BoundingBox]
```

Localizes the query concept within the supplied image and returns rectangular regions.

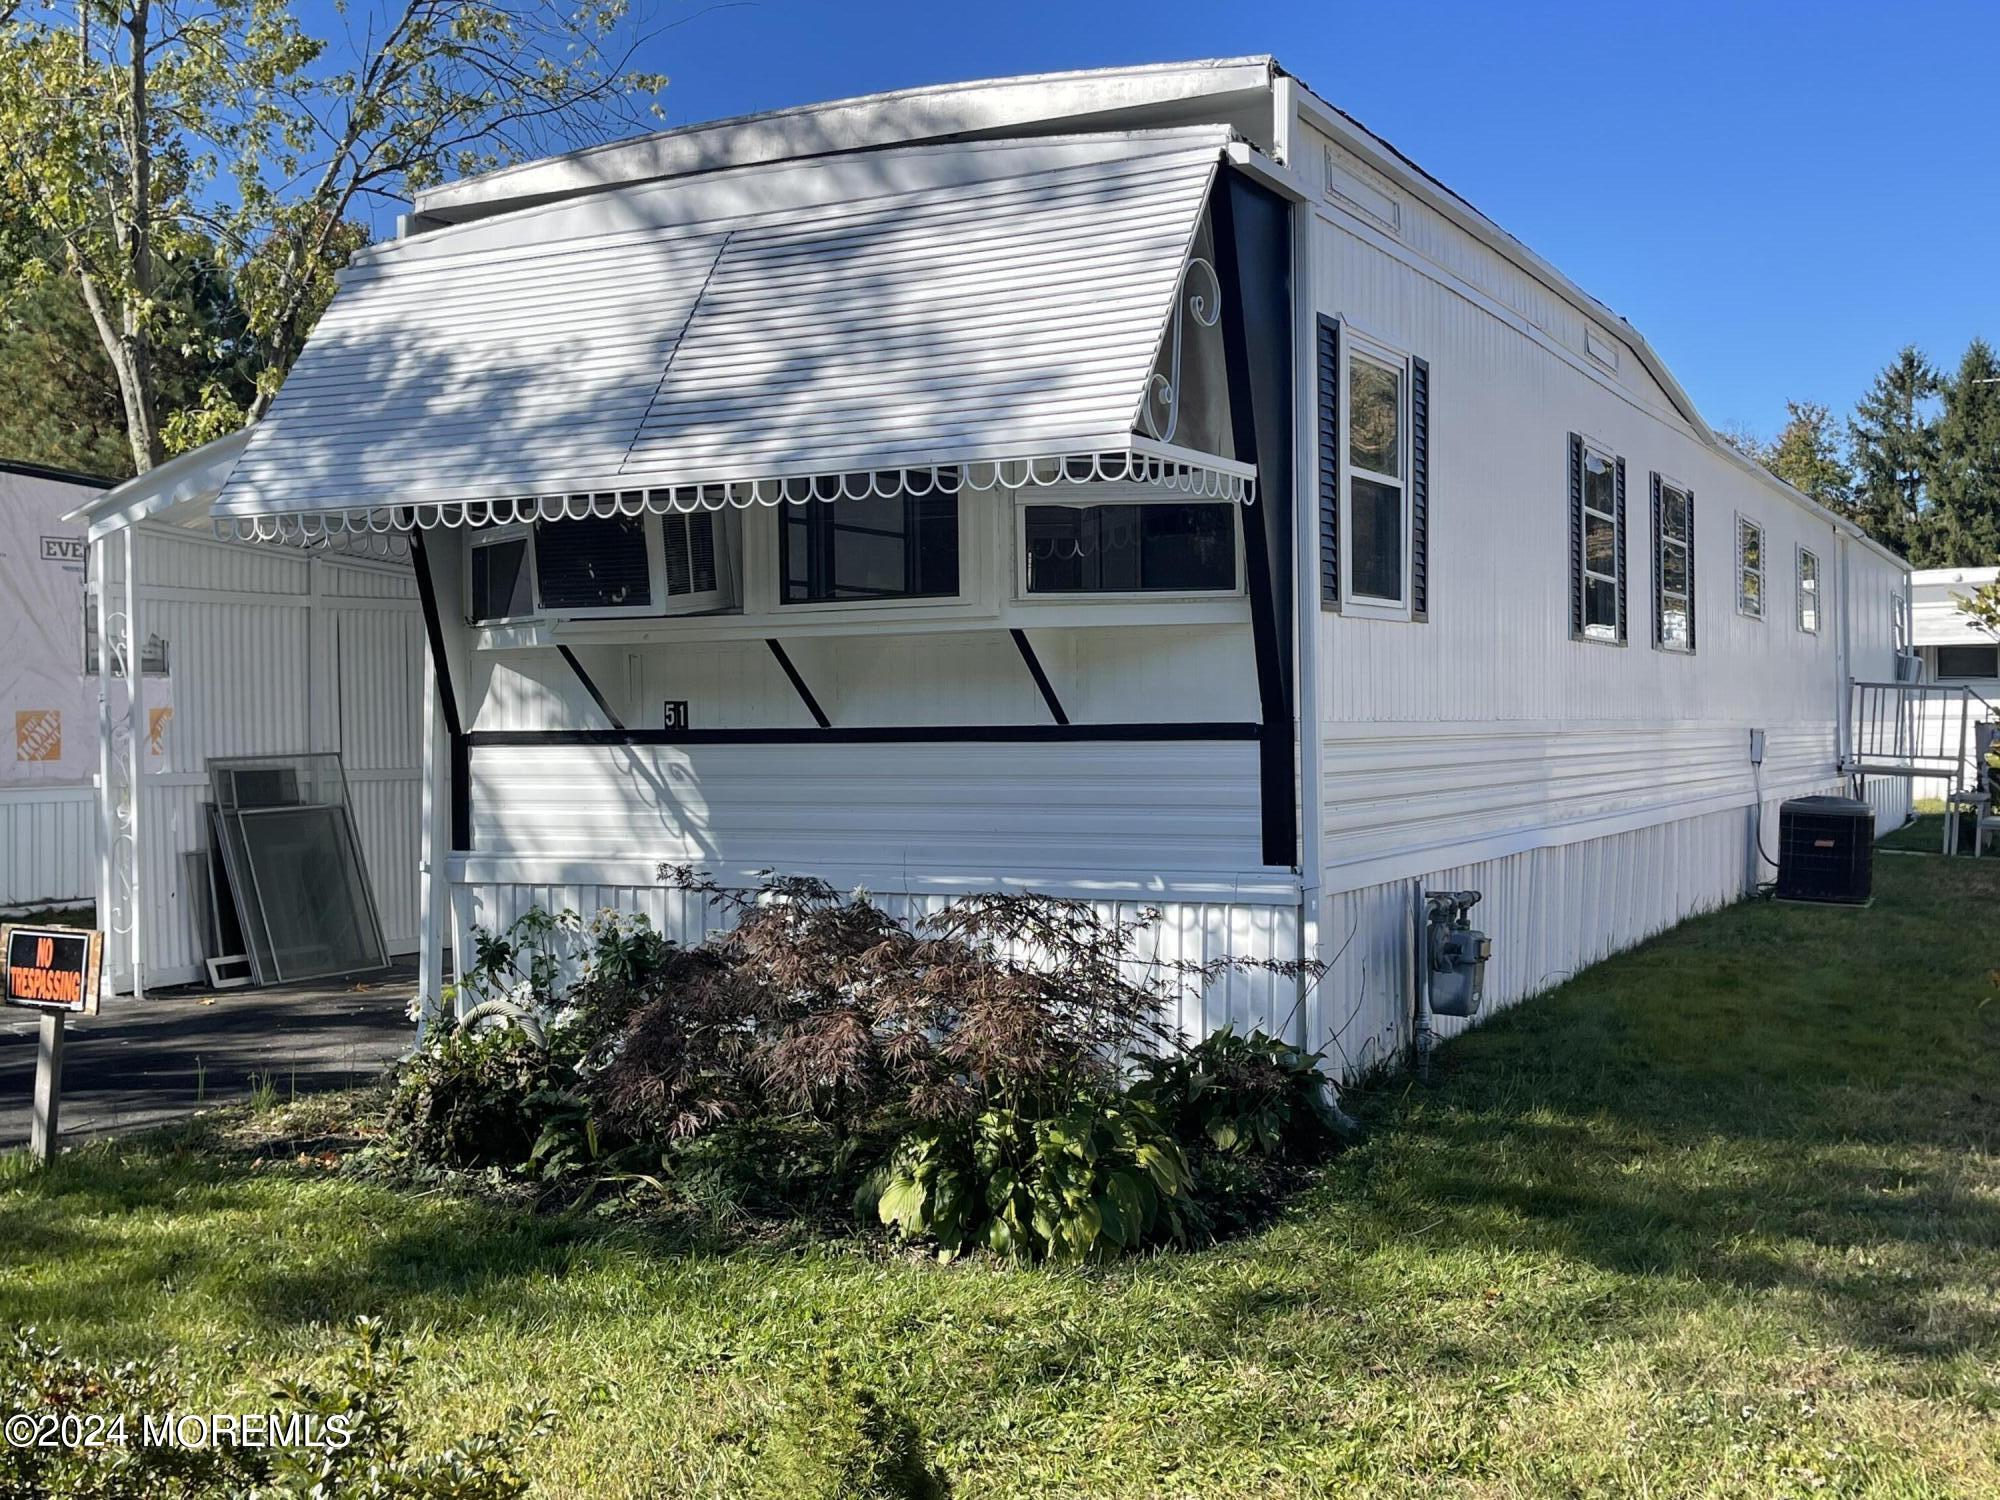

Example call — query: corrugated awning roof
[215,128,1252,540]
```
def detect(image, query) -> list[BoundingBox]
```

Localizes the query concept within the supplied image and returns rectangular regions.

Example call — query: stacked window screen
[1653,475,1694,652]
[1797,548,1820,633]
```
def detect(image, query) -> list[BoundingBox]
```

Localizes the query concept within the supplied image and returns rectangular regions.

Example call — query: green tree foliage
[0,221,255,477]
[1927,338,2000,567]
[0,0,665,473]
[1762,399,1853,516]
[1848,345,1943,559]
[1954,579,2000,641]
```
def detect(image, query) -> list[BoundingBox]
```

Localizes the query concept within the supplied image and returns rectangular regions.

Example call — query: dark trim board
[405,525,470,851]
[0,456,116,489]
[1010,628,1070,725]
[558,645,626,730]
[465,722,1262,749]
[766,639,832,728]
[1210,166,1299,869]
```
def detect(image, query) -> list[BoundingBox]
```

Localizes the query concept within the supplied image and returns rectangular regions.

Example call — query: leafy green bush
[1133,1026,1348,1160]
[870,1090,1195,1262]
[382,884,1339,1261]
[0,1318,555,1499]
[385,1021,570,1172]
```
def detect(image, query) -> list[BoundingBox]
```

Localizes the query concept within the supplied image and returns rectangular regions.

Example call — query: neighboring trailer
[0,460,109,911]
[66,436,426,992]
[202,58,1911,1073]
[1909,565,1998,802]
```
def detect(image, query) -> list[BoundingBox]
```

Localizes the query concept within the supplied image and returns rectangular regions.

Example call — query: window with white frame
[468,525,537,623]
[780,487,960,604]
[1796,547,1820,633]
[468,511,734,623]
[1736,516,1765,619]
[1342,337,1409,611]
[1578,444,1621,641]
[1019,496,1239,595]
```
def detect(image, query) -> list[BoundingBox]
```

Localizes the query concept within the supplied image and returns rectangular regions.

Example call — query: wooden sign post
[3,924,104,1165]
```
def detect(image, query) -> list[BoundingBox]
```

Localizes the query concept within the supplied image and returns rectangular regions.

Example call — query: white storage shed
[0,459,109,911]
[64,432,427,993]
[203,57,1912,1073]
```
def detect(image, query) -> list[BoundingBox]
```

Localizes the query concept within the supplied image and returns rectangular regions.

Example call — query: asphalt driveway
[0,963,416,1149]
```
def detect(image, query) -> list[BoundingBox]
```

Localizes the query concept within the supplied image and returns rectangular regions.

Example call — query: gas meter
[1423,889,1490,1019]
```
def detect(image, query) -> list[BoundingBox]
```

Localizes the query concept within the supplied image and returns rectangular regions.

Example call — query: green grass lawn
[6,854,2000,1497]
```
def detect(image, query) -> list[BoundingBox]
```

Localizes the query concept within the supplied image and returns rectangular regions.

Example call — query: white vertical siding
[449,873,1299,1043]
[93,528,425,985]
[0,786,95,908]
[1311,789,1824,1080]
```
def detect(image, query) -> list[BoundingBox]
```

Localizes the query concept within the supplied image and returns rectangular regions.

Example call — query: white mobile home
[63,433,426,993]
[205,57,1910,1073]
[1906,564,1998,802]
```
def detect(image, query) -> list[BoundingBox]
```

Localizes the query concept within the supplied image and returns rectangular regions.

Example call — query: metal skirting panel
[448,876,1301,1043]
[1310,789,1833,1081]
[0,787,96,908]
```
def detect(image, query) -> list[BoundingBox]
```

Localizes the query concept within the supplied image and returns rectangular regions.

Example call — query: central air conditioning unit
[1774,795,1874,905]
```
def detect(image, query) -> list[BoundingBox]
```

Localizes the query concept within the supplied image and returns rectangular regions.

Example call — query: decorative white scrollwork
[1138,256,1222,446]
[212,445,1256,547]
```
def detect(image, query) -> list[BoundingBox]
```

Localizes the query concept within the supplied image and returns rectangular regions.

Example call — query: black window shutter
[1317,316,1340,609]
[1685,488,1697,654]
[1567,433,1584,639]
[1614,457,1628,644]
[1410,356,1430,622]
[1650,470,1664,647]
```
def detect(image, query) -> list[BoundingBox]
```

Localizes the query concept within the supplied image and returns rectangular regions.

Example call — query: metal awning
[213,128,1254,541]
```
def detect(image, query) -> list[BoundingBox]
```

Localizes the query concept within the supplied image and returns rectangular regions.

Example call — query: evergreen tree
[1846,346,1941,559]
[1762,400,1853,515]
[0,219,255,478]
[1928,339,2000,566]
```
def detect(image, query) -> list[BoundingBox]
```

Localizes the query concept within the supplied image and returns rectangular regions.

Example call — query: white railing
[1846,680,1997,790]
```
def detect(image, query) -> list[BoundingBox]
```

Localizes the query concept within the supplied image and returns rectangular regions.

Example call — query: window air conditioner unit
[1774,795,1874,905]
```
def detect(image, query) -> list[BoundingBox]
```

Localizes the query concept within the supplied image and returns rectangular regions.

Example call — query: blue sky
[609,0,1995,441]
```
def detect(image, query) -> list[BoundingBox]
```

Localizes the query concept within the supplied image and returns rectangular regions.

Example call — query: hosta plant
[871,1091,1195,1262]
[1133,1026,1348,1159]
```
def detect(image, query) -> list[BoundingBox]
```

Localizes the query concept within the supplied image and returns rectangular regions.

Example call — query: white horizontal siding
[218,131,1226,519]
[1320,720,1835,885]
[0,787,95,908]
[467,740,1266,883]
[450,875,1298,1043]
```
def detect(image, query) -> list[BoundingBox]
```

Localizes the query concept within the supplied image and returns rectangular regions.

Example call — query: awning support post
[122,527,146,1000]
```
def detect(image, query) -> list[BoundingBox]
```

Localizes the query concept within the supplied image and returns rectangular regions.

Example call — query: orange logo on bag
[15,709,60,762]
